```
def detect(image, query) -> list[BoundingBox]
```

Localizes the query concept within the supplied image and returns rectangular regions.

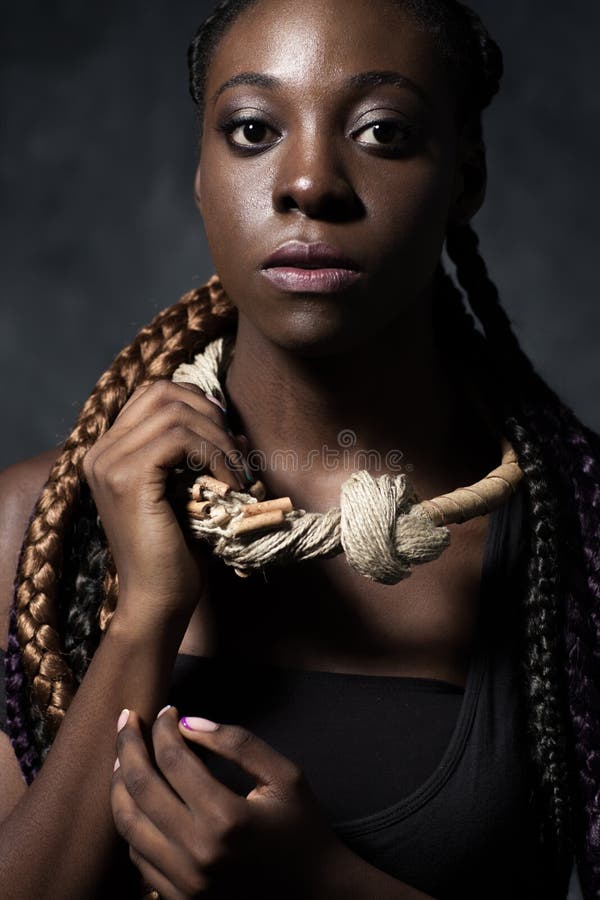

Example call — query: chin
[254,303,383,358]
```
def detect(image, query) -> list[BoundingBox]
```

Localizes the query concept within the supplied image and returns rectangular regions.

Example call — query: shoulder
[0,446,63,651]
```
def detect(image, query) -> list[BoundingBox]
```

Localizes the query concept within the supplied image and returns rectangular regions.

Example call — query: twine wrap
[172,336,523,584]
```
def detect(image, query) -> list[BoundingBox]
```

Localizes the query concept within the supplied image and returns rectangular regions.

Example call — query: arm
[0,605,188,900]
[323,843,437,900]
[0,381,248,899]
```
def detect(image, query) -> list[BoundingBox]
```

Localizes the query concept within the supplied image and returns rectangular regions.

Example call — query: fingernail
[206,393,227,414]
[180,716,220,732]
[156,705,172,719]
[117,708,129,732]
[113,757,120,773]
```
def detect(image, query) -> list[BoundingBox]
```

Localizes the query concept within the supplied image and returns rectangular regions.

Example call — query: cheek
[372,157,454,253]
[199,168,277,296]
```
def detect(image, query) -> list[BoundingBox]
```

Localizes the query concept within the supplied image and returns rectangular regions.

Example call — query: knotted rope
[172,336,523,584]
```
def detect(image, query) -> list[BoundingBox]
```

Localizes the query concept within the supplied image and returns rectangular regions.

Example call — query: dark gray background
[1,1,598,471]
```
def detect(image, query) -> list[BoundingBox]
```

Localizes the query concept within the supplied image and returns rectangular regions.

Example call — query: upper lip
[261,241,361,271]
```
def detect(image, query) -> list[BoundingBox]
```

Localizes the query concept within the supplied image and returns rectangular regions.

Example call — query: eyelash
[216,115,418,156]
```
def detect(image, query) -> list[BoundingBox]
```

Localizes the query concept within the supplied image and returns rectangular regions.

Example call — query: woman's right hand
[82,379,248,632]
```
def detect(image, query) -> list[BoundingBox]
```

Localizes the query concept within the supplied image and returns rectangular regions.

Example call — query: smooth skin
[0,0,491,897]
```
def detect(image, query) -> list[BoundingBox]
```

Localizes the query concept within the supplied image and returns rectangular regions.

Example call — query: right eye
[218,117,280,151]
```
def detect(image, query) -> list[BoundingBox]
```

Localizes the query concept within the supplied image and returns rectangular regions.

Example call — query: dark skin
[109,0,498,896]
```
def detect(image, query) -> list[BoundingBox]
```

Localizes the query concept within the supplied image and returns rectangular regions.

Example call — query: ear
[448,129,487,227]
[194,161,203,213]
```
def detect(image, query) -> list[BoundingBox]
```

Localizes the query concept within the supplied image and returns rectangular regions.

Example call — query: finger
[177,718,303,798]
[153,707,245,817]
[111,774,196,900]
[116,710,194,845]
[113,379,227,436]
[94,399,247,490]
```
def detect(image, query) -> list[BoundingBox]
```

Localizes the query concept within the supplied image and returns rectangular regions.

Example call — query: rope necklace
[171,333,523,584]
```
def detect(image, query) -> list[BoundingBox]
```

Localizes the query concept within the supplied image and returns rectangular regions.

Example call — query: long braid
[444,224,575,877]
[7,277,237,771]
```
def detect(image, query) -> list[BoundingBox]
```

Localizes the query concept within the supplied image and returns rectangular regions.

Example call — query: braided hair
[6,1,600,897]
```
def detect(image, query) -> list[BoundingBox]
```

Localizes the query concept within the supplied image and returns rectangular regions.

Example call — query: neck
[223,281,499,502]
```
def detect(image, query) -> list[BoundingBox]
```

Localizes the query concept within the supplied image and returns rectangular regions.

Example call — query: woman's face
[196,0,477,355]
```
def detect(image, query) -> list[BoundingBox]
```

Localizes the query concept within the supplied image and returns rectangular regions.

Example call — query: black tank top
[167,485,561,899]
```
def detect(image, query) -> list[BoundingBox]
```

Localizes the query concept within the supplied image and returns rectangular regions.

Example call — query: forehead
[205,0,453,111]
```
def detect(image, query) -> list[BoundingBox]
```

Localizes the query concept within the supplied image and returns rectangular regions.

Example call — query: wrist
[309,836,364,900]
[314,840,431,900]
[105,600,190,654]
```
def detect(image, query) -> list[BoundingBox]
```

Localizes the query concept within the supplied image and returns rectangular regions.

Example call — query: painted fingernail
[205,393,227,414]
[113,757,120,773]
[156,705,172,719]
[117,708,129,732]
[180,716,220,732]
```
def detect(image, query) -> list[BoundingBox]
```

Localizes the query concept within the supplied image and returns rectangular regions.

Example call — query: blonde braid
[15,276,237,748]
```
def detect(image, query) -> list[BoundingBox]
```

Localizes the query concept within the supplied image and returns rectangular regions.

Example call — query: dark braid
[434,258,575,877]
[58,483,108,685]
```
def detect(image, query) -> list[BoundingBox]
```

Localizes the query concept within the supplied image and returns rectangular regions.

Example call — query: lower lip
[261,266,362,293]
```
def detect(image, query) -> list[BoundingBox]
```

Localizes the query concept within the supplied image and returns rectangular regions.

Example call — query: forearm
[0,602,187,900]
[322,842,436,900]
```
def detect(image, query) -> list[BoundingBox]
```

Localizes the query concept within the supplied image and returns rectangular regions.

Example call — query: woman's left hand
[110,706,352,899]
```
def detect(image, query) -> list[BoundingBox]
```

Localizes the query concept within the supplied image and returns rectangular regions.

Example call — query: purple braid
[547,410,600,897]
[6,603,40,783]
[5,505,42,784]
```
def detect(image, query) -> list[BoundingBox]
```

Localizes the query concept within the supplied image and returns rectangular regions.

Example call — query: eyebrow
[210,69,431,108]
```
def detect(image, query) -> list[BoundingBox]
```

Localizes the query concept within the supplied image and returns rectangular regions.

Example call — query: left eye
[353,121,414,147]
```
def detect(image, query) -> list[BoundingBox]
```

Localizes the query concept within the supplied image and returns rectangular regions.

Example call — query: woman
[0,0,597,897]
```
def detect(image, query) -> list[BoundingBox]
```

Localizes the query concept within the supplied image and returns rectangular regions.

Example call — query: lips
[261,240,361,271]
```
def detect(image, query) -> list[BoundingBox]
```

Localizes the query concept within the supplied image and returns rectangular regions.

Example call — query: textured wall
[1,1,598,470]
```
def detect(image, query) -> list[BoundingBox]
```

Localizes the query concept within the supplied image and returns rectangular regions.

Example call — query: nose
[272,130,362,222]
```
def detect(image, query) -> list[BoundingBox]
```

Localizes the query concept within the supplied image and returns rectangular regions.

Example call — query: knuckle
[226,726,255,755]
[124,768,150,802]
[104,465,131,496]
[155,741,184,775]
[168,423,190,445]
[285,760,306,790]
[128,846,146,875]
[114,809,139,842]
[163,400,191,426]
[146,379,173,400]
[217,803,250,840]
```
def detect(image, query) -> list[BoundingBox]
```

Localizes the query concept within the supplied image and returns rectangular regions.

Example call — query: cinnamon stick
[230,509,285,536]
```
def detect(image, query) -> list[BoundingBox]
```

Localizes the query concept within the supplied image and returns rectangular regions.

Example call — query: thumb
[178,719,302,797]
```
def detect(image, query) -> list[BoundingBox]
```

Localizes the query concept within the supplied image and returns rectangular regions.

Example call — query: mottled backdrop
[1,1,598,470]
